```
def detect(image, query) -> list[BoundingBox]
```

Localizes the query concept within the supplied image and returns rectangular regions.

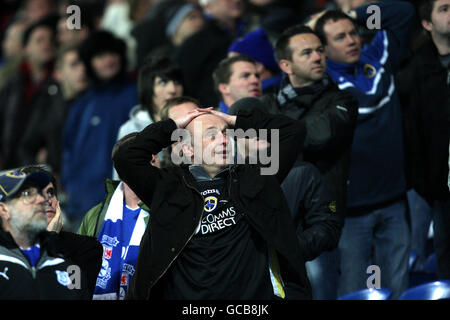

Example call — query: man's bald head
[182,112,232,170]
[186,113,229,135]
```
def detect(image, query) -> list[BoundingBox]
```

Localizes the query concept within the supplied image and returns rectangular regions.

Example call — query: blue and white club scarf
[93,182,148,300]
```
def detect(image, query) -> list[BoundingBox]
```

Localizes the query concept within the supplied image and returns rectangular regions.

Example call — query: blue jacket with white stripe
[325,1,415,211]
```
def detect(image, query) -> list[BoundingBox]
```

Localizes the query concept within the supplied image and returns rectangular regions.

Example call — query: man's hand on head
[209,109,237,127]
[174,107,214,128]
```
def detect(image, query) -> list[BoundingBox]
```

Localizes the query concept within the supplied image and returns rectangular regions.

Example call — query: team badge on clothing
[55,270,71,286]
[96,259,112,289]
[103,246,113,259]
[120,273,128,286]
[204,196,218,212]
[363,63,377,79]
[328,200,337,213]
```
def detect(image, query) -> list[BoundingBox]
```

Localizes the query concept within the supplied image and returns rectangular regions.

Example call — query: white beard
[9,206,47,241]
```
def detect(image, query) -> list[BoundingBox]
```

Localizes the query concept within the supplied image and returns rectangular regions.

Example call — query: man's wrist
[228,115,237,127]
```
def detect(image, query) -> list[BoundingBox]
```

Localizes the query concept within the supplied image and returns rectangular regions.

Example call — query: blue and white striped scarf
[93,182,148,300]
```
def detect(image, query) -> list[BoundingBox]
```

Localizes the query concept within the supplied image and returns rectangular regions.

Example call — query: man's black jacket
[255,78,358,218]
[0,230,102,299]
[281,162,342,262]
[113,107,318,299]
[397,40,450,203]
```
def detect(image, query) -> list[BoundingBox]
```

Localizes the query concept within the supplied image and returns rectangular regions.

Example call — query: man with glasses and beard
[0,167,102,299]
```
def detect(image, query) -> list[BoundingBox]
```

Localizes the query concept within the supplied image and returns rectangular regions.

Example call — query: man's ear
[278,59,293,75]
[218,83,229,97]
[0,202,11,226]
[421,19,433,32]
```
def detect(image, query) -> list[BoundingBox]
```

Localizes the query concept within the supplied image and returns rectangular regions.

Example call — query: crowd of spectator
[0,0,448,300]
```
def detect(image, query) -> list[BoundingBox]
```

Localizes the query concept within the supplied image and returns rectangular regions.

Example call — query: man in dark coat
[236,25,357,299]
[0,16,57,170]
[17,42,89,183]
[0,168,102,299]
[398,0,450,280]
[113,96,340,300]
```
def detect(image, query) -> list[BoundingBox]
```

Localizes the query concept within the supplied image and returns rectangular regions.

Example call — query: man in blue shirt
[314,1,416,299]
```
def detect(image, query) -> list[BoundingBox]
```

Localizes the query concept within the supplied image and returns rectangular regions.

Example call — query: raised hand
[47,200,63,233]
[208,109,237,127]
[174,107,214,129]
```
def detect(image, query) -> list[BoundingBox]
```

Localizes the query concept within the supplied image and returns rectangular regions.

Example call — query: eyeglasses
[15,187,56,205]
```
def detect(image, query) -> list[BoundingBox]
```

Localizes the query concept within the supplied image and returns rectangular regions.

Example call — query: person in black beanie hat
[77,30,128,84]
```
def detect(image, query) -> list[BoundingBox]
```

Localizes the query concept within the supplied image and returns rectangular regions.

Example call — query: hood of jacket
[118,105,154,138]
[129,105,153,129]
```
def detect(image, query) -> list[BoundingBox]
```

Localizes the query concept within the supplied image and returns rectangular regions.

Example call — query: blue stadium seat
[337,288,392,300]
[399,281,450,300]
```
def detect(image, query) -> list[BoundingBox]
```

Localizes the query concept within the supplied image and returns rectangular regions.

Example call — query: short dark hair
[274,24,318,61]
[22,14,57,47]
[419,0,437,22]
[314,10,358,45]
[111,132,138,160]
[18,165,57,196]
[159,96,200,121]
[138,55,183,118]
[158,96,201,168]
[212,55,257,93]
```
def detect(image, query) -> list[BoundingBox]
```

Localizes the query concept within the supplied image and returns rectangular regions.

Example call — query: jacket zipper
[16,249,37,279]
[147,174,204,299]
[228,166,247,218]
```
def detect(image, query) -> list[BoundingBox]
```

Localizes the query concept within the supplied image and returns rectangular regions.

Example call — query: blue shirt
[20,244,40,267]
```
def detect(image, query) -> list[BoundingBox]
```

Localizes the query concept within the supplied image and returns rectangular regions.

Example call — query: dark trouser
[407,189,432,270]
[432,199,450,279]
[284,282,312,300]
